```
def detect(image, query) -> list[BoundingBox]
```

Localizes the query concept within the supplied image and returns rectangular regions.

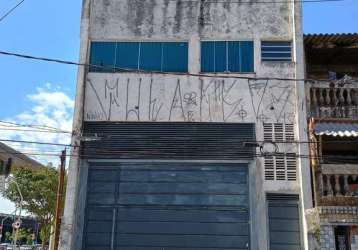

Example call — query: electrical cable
[0,0,25,23]
[166,0,344,3]
[0,120,71,133]
[0,50,356,83]
[0,127,72,134]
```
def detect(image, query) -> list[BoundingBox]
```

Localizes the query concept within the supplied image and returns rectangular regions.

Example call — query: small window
[201,41,254,73]
[89,42,116,72]
[89,41,188,73]
[261,41,292,62]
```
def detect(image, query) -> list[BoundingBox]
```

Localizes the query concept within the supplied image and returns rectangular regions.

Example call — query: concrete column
[292,1,313,249]
[59,0,91,249]
[188,35,200,74]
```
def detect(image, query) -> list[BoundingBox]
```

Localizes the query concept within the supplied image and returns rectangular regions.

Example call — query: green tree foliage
[5,228,34,245]
[3,167,59,248]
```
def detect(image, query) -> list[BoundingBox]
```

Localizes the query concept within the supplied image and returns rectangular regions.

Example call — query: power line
[2,148,358,162]
[0,120,71,133]
[0,0,26,23]
[0,139,72,147]
[1,50,356,83]
[0,127,72,134]
[166,0,344,3]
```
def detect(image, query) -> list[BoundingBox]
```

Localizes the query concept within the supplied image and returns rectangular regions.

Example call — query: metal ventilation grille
[266,193,299,202]
[264,156,275,180]
[285,124,295,142]
[263,123,297,181]
[286,153,297,181]
[263,123,273,141]
[264,153,297,181]
[82,122,256,160]
[274,123,284,142]
[275,153,286,180]
[263,123,295,142]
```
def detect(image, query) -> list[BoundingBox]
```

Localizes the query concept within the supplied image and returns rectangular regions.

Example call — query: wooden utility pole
[53,149,66,250]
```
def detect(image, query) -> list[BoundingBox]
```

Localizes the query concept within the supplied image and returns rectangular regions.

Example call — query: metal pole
[53,149,66,250]
[7,177,23,250]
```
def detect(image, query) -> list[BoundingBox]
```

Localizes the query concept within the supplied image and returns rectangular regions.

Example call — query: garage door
[83,163,250,250]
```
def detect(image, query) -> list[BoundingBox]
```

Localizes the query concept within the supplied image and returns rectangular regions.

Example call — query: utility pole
[53,149,66,250]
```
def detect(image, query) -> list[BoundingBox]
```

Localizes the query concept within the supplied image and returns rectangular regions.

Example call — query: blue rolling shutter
[201,41,215,72]
[162,42,188,72]
[214,41,227,72]
[267,194,301,250]
[83,163,250,250]
[115,42,139,71]
[240,41,254,72]
[228,41,241,72]
[89,42,116,72]
[139,42,162,71]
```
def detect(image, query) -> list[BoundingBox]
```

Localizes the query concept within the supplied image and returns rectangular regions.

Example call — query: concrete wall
[60,0,312,249]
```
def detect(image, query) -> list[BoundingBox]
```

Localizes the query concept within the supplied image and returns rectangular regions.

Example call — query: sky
[0,0,357,213]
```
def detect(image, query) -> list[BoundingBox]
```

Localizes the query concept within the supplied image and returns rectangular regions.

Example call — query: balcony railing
[309,80,358,119]
[316,164,358,206]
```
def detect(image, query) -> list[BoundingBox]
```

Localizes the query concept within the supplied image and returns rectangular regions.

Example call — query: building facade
[60,0,312,249]
[305,33,358,250]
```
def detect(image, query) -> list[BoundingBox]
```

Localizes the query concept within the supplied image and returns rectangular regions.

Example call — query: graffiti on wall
[85,74,296,123]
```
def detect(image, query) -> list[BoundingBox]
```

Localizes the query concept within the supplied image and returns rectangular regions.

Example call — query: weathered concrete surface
[90,0,292,39]
[84,73,296,123]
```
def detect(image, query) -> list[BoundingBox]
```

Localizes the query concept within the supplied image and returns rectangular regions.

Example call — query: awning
[315,122,358,137]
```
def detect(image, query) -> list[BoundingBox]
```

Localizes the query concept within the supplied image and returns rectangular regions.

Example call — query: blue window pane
[228,41,241,72]
[139,42,162,71]
[162,42,188,72]
[116,42,139,71]
[214,41,227,72]
[201,42,215,72]
[240,41,254,72]
[89,42,116,72]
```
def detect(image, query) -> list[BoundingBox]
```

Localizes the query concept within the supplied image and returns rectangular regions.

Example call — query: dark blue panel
[115,42,139,71]
[139,42,162,71]
[267,194,301,250]
[89,42,116,72]
[84,163,250,250]
[228,41,241,72]
[214,41,227,72]
[201,41,215,72]
[162,42,188,72]
[240,41,254,72]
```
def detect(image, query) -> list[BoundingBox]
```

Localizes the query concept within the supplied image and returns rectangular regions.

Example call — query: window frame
[200,39,255,74]
[89,40,189,73]
[261,40,293,62]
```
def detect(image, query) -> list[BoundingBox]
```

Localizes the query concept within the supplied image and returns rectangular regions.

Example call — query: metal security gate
[83,163,250,250]
[267,194,301,250]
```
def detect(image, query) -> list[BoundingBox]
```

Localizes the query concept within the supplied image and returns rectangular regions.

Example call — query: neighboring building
[305,33,358,250]
[60,1,312,249]
[0,142,43,170]
[0,142,43,243]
